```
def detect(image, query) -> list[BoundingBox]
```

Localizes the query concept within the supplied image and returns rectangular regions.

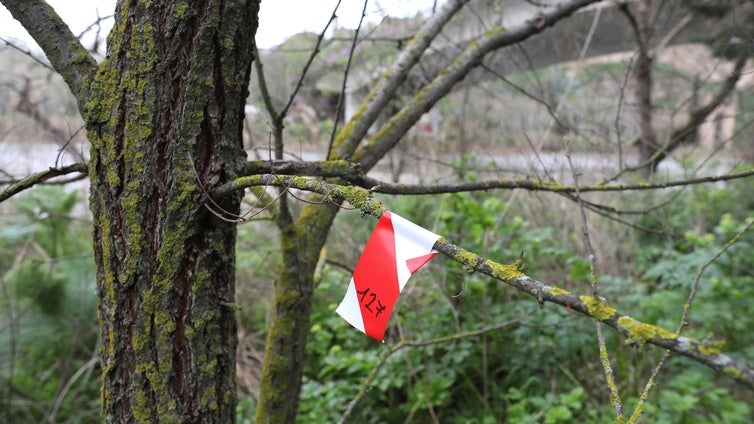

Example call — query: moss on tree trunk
[85,1,259,421]
[254,202,341,423]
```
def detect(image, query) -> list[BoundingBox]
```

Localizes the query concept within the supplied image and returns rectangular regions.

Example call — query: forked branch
[0,0,97,102]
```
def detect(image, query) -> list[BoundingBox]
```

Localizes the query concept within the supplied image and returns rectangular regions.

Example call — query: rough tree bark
[2,0,260,422]
[87,2,259,421]
[0,0,602,419]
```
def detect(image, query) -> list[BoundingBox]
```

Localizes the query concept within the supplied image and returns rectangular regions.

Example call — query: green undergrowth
[237,178,754,423]
[0,187,99,423]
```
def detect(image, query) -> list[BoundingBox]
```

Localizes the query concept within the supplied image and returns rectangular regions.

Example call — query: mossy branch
[217,174,754,390]
[1,0,97,103]
[238,160,364,181]
[224,160,754,197]
[0,162,88,203]
[329,0,472,160]
[352,0,603,170]
[214,175,386,216]
[360,168,754,194]
[433,240,754,391]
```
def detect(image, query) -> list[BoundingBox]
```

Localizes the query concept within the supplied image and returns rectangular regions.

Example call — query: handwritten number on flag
[357,287,386,317]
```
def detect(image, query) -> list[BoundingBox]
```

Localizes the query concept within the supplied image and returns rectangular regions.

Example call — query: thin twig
[677,218,754,334]
[628,352,669,424]
[280,0,343,120]
[327,0,369,159]
[47,355,99,423]
[629,195,754,423]
[566,146,624,419]
[0,37,55,71]
[534,6,601,153]
[0,163,88,203]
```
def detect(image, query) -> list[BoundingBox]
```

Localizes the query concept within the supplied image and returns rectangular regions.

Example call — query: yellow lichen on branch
[617,316,677,347]
[580,295,617,321]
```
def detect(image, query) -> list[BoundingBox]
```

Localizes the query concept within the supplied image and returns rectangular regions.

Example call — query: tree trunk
[254,202,341,423]
[633,0,659,177]
[636,45,658,176]
[85,1,259,421]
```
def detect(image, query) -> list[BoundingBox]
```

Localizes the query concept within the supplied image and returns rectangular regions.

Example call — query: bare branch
[279,1,342,120]
[339,319,521,423]
[238,159,363,180]
[677,217,754,335]
[648,55,749,170]
[359,168,754,194]
[217,159,754,197]
[326,0,369,158]
[10,76,87,161]
[0,37,54,71]
[327,35,413,46]
[251,45,279,127]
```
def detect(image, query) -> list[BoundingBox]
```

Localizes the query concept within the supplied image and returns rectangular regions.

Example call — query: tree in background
[621,0,751,175]
[0,0,753,423]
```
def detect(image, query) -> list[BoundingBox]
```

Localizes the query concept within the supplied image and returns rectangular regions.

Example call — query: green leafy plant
[0,187,99,423]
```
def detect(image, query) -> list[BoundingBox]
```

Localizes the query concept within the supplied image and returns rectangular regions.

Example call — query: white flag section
[336,211,441,342]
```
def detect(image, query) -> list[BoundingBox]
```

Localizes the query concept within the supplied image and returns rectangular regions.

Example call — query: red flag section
[351,214,398,340]
[336,212,441,342]
[406,253,437,274]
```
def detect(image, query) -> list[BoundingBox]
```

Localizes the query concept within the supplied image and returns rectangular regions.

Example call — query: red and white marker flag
[336,211,441,342]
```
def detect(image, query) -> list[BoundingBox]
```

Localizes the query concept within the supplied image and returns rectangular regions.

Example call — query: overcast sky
[0,0,438,51]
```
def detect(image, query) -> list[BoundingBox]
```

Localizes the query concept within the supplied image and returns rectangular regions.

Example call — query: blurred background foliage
[1,187,99,422]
